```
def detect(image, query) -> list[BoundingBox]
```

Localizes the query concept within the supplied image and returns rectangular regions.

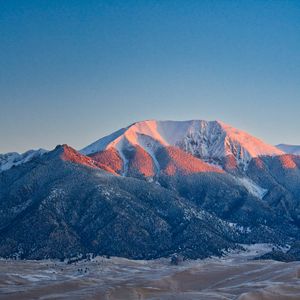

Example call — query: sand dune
[1,245,300,300]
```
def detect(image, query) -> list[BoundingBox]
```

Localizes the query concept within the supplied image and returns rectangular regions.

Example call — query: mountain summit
[81,120,283,175]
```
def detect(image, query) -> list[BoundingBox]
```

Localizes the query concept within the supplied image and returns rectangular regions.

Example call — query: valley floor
[1,244,300,300]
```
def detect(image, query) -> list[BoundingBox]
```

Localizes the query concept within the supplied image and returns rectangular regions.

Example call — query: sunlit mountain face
[0,119,300,263]
[81,119,284,177]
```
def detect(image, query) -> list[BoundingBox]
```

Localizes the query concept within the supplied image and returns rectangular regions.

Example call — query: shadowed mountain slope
[0,145,241,260]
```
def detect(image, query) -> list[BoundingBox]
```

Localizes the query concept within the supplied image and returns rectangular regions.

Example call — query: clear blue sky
[1,0,299,153]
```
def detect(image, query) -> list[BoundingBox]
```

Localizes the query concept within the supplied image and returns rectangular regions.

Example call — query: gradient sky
[0,0,299,153]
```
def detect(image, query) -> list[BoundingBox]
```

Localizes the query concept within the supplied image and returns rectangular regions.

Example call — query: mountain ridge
[1,120,294,174]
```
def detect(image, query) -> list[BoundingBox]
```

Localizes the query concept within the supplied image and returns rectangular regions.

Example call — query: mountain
[277,144,300,155]
[81,120,283,175]
[0,119,300,261]
[81,120,300,226]
[0,145,241,260]
[79,120,300,243]
[0,149,47,172]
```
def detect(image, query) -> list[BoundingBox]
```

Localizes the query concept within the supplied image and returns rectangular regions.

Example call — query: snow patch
[80,128,126,155]
[236,177,268,199]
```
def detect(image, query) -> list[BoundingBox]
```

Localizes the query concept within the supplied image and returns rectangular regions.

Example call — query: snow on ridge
[136,134,162,174]
[219,121,283,158]
[0,149,47,172]
[80,127,127,155]
[114,137,129,176]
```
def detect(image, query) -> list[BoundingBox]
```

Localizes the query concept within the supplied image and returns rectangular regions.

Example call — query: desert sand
[1,245,300,300]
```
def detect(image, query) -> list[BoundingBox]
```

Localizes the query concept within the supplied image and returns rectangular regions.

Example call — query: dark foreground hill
[0,145,241,259]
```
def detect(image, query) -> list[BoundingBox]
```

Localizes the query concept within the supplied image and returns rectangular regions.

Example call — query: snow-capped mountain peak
[81,120,283,171]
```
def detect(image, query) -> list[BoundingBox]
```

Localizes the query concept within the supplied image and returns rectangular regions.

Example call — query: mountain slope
[277,144,300,155]
[0,145,241,260]
[246,154,300,226]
